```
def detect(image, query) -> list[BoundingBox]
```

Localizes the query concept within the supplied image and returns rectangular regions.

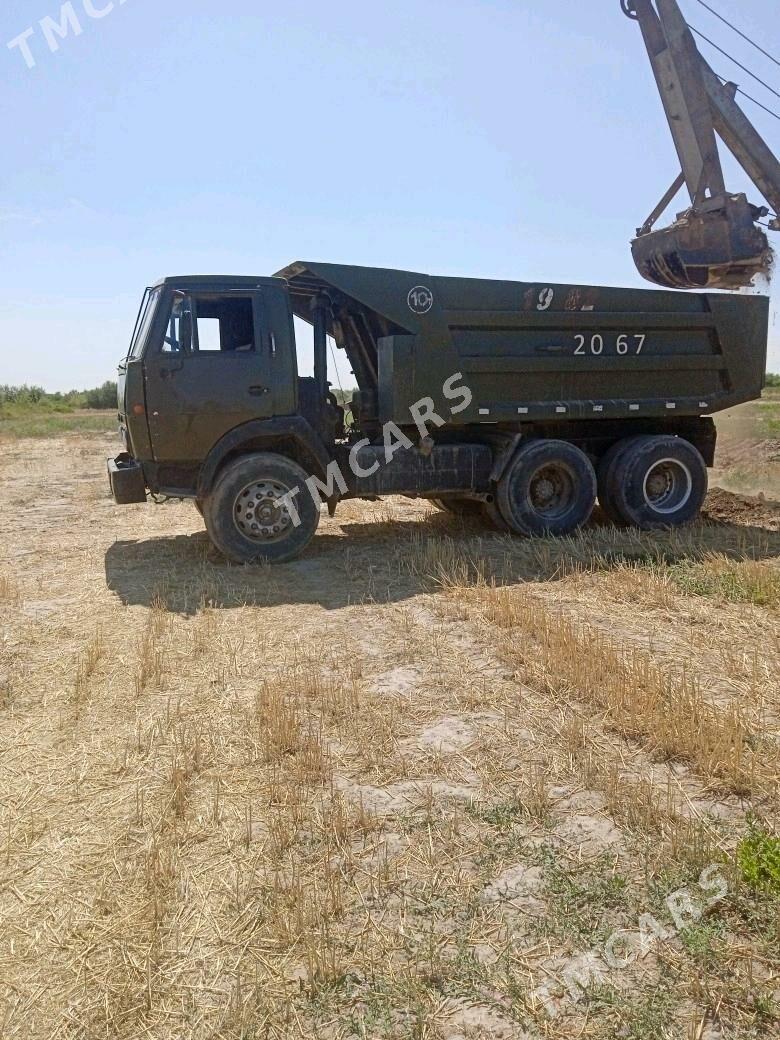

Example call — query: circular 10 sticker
[408,286,434,315]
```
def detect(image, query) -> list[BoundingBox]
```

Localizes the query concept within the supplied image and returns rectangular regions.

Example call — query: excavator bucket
[632,195,771,291]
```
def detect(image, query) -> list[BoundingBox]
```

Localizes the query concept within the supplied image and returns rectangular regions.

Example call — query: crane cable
[692,0,780,70]
[623,2,780,117]
[689,26,780,102]
[693,3,780,222]
[625,1,780,214]
[713,74,780,122]
[686,1,780,116]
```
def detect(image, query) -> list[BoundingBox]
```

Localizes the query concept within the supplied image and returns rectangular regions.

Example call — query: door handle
[249,385,270,396]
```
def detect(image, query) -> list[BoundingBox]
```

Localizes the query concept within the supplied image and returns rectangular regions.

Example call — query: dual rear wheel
[434,435,707,538]
[597,435,708,530]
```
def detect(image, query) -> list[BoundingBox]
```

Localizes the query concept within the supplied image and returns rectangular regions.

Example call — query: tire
[607,436,708,530]
[497,440,597,537]
[205,453,320,564]
[597,438,642,525]
[194,498,205,517]
[431,497,484,517]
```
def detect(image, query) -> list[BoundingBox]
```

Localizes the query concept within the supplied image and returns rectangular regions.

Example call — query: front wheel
[205,453,320,564]
[498,440,597,537]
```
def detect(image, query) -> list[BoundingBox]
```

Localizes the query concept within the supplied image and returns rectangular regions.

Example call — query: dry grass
[1,434,779,1039]
[0,573,20,605]
[134,595,167,695]
[466,583,777,797]
[72,626,104,704]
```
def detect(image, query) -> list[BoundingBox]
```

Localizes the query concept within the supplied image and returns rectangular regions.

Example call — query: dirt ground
[710,389,780,501]
[1,431,779,1039]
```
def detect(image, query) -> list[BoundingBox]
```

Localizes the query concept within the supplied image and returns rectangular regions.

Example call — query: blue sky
[2,0,779,390]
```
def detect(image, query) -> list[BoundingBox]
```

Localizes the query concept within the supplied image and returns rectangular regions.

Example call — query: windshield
[127,287,161,359]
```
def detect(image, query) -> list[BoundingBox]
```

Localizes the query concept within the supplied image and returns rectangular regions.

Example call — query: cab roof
[151,274,285,290]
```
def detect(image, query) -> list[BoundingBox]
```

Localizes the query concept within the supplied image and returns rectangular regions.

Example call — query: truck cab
[114,275,341,499]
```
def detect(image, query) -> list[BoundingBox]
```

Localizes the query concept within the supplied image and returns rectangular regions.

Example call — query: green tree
[84,381,118,409]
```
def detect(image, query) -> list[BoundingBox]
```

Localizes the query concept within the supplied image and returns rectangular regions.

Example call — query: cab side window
[194,295,256,353]
[160,294,257,354]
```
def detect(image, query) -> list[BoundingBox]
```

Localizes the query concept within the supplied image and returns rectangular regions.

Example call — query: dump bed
[277,261,769,427]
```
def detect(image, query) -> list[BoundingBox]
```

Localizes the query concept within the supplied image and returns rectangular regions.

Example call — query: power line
[731,85,780,122]
[692,0,780,71]
[690,25,780,101]
[714,72,780,121]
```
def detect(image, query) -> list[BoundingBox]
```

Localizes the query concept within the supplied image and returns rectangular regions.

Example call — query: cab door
[144,290,274,462]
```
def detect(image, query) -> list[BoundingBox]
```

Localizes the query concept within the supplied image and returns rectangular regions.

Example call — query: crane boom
[623,0,780,290]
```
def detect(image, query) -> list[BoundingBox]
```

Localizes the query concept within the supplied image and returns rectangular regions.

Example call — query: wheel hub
[646,472,670,499]
[642,459,693,515]
[234,479,294,542]
[532,477,556,506]
[529,466,573,517]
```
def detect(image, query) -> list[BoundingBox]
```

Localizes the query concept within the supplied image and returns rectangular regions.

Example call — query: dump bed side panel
[426,279,768,426]
[277,263,768,427]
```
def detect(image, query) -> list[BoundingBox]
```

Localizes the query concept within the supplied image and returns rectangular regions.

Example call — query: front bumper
[107,453,147,504]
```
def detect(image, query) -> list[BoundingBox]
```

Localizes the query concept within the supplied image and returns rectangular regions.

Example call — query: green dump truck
[109,262,769,563]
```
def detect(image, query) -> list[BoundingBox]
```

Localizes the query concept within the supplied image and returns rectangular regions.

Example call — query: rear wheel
[597,438,641,525]
[498,440,597,537]
[606,436,707,530]
[205,453,320,564]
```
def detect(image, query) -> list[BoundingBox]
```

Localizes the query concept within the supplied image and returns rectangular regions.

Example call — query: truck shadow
[104,507,780,615]
[104,527,432,614]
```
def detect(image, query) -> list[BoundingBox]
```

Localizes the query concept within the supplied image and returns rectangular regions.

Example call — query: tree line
[0,382,118,412]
